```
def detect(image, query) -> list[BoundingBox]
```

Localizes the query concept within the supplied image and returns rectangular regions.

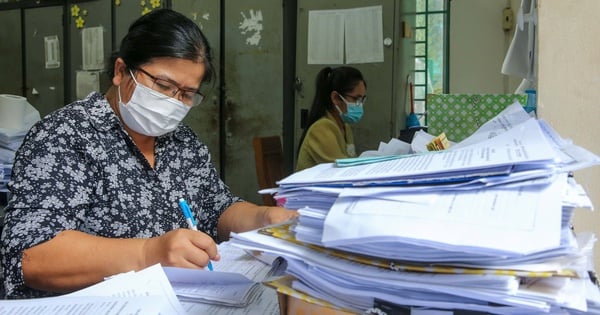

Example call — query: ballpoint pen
[178,198,214,271]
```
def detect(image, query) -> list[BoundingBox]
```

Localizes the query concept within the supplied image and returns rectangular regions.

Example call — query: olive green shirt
[296,111,356,172]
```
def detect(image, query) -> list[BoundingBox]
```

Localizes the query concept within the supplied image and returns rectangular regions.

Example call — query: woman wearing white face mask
[296,66,367,172]
[1,9,297,299]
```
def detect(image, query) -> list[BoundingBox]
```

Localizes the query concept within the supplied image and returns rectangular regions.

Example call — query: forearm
[217,202,298,242]
[217,202,269,242]
[22,230,147,293]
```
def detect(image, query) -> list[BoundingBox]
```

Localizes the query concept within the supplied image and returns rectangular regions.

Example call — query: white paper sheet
[307,9,344,64]
[345,6,384,64]
[0,264,187,314]
[279,118,555,187]
[307,6,384,64]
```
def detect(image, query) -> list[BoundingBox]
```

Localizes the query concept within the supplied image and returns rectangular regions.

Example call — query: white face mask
[118,70,191,137]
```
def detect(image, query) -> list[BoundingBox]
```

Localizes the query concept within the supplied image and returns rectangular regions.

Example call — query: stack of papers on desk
[0,163,10,192]
[232,104,600,315]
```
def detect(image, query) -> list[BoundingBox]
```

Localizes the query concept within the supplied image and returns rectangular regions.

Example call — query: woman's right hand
[142,228,220,269]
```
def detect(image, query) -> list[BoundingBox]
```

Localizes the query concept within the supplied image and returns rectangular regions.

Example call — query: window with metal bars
[413,0,449,126]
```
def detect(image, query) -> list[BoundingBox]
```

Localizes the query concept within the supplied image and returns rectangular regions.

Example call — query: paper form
[67,263,186,313]
[322,173,567,255]
[307,10,344,64]
[0,264,187,314]
[81,26,104,70]
[451,102,532,150]
[344,6,384,64]
[0,295,170,315]
[307,6,383,65]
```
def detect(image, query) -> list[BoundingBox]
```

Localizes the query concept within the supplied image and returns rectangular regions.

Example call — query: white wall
[450,0,521,93]
[538,0,600,271]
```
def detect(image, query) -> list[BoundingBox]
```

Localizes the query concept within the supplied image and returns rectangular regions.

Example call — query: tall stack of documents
[232,103,600,314]
[0,95,40,193]
[0,131,23,193]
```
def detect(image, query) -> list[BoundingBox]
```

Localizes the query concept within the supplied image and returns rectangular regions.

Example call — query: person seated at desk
[0,9,296,299]
[296,66,367,172]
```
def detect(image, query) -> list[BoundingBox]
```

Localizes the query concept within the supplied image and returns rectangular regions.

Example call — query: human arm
[217,201,298,242]
[0,100,221,297]
[19,228,218,294]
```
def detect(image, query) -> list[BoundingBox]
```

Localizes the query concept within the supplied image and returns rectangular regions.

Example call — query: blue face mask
[336,94,364,124]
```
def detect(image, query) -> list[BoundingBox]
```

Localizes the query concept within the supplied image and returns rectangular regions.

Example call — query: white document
[67,263,186,313]
[279,118,555,187]
[307,9,344,64]
[360,138,412,157]
[451,102,532,150]
[0,295,172,315]
[82,26,104,70]
[345,6,384,64]
[44,35,60,69]
[307,6,383,64]
[322,173,567,255]
[0,264,187,315]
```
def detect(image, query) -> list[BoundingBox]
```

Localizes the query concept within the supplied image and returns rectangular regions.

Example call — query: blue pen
[178,198,214,271]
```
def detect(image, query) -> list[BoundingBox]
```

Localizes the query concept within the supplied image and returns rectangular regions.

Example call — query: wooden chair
[252,135,284,206]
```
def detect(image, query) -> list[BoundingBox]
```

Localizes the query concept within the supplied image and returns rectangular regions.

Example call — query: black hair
[297,66,366,155]
[106,8,214,84]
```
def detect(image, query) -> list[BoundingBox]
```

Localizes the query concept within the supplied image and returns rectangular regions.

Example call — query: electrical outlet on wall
[502,7,514,31]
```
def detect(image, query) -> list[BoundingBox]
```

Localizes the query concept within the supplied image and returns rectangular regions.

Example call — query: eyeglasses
[134,67,205,107]
[339,93,367,104]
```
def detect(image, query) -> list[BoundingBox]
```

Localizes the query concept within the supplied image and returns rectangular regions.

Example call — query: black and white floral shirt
[0,92,240,299]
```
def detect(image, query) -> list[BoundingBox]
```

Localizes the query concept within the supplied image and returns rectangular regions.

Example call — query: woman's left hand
[262,206,299,226]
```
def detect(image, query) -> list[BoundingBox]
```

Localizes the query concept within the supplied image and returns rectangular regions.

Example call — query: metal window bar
[414,0,449,126]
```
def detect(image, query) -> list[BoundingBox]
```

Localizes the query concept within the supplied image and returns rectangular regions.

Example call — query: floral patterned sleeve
[2,106,103,298]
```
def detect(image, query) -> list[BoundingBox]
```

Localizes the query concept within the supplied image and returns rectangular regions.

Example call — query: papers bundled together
[233,103,600,314]
[0,94,40,192]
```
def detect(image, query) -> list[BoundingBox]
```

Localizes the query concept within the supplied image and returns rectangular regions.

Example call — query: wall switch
[401,21,412,38]
[502,7,514,31]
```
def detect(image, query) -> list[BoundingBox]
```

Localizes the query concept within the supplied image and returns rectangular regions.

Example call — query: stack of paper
[0,163,10,192]
[0,128,29,192]
[233,104,600,314]
[0,101,40,192]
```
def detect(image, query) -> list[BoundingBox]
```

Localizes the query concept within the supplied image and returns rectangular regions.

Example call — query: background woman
[296,66,367,171]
